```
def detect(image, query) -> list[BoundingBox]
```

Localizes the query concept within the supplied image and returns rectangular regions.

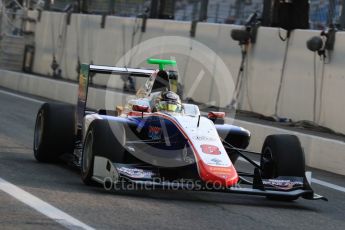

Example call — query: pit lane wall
[25,11,345,135]
[0,69,344,176]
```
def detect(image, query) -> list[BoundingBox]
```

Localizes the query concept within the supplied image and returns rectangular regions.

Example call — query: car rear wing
[76,63,178,135]
[89,65,155,77]
[89,64,178,79]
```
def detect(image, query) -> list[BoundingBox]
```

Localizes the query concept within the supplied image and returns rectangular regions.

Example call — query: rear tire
[260,135,305,201]
[81,119,126,185]
[33,103,75,163]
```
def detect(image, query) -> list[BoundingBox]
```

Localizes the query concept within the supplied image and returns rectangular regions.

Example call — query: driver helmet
[155,91,182,112]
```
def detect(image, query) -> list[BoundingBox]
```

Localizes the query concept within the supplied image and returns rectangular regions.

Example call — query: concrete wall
[28,11,345,134]
[0,69,128,110]
[234,119,345,176]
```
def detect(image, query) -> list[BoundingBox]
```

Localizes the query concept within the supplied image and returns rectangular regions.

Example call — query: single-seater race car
[33,58,326,201]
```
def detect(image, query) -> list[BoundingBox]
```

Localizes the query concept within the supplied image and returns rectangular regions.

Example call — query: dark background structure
[10,0,344,30]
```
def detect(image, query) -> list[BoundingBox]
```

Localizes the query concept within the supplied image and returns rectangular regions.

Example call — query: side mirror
[208,112,225,124]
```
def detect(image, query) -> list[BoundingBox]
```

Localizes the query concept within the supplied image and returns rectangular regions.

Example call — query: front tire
[260,135,306,201]
[81,119,126,185]
[260,134,305,178]
[33,103,75,163]
[81,128,96,185]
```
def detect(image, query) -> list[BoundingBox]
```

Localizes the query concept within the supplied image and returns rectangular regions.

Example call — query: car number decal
[200,144,221,155]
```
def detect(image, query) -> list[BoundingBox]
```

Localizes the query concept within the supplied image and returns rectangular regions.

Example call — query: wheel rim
[262,147,273,163]
[261,147,274,177]
[34,112,43,151]
[82,131,93,173]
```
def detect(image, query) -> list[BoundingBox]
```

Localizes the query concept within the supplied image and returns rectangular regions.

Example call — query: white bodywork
[174,116,232,168]
[92,156,119,184]
[84,101,236,185]
[83,114,103,137]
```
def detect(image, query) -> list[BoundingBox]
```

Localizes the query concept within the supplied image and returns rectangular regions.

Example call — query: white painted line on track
[0,89,45,104]
[0,177,95,230]
[238,157,345,193]
[311,178,345,193]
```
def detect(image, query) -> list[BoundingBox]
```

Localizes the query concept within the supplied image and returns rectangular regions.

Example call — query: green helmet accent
[147,58,176,70]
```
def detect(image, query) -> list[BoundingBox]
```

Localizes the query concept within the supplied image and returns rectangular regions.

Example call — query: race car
[33,58,326,201]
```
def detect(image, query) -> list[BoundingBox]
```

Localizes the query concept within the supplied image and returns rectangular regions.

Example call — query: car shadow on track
[1,152,320,212]
[94,185,318,211]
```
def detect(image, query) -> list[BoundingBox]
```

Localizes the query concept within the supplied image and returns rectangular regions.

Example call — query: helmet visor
[156,101,181,112]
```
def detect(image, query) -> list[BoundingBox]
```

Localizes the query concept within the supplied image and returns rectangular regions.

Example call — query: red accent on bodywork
[208,112,225,119]
[197,161,239,187]
[132,105,150,112]
[200,144,221,155]
[148,126,161,133]
[124,112,239,187]
[150,113,239,187]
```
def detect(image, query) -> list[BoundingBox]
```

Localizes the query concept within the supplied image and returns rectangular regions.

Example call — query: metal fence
[174,0,345,30]
[309,0,344,29]
[8,0,345,30]
[26,0,148,16]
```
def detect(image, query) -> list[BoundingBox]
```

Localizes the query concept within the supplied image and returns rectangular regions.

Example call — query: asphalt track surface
[0,88,345,230]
